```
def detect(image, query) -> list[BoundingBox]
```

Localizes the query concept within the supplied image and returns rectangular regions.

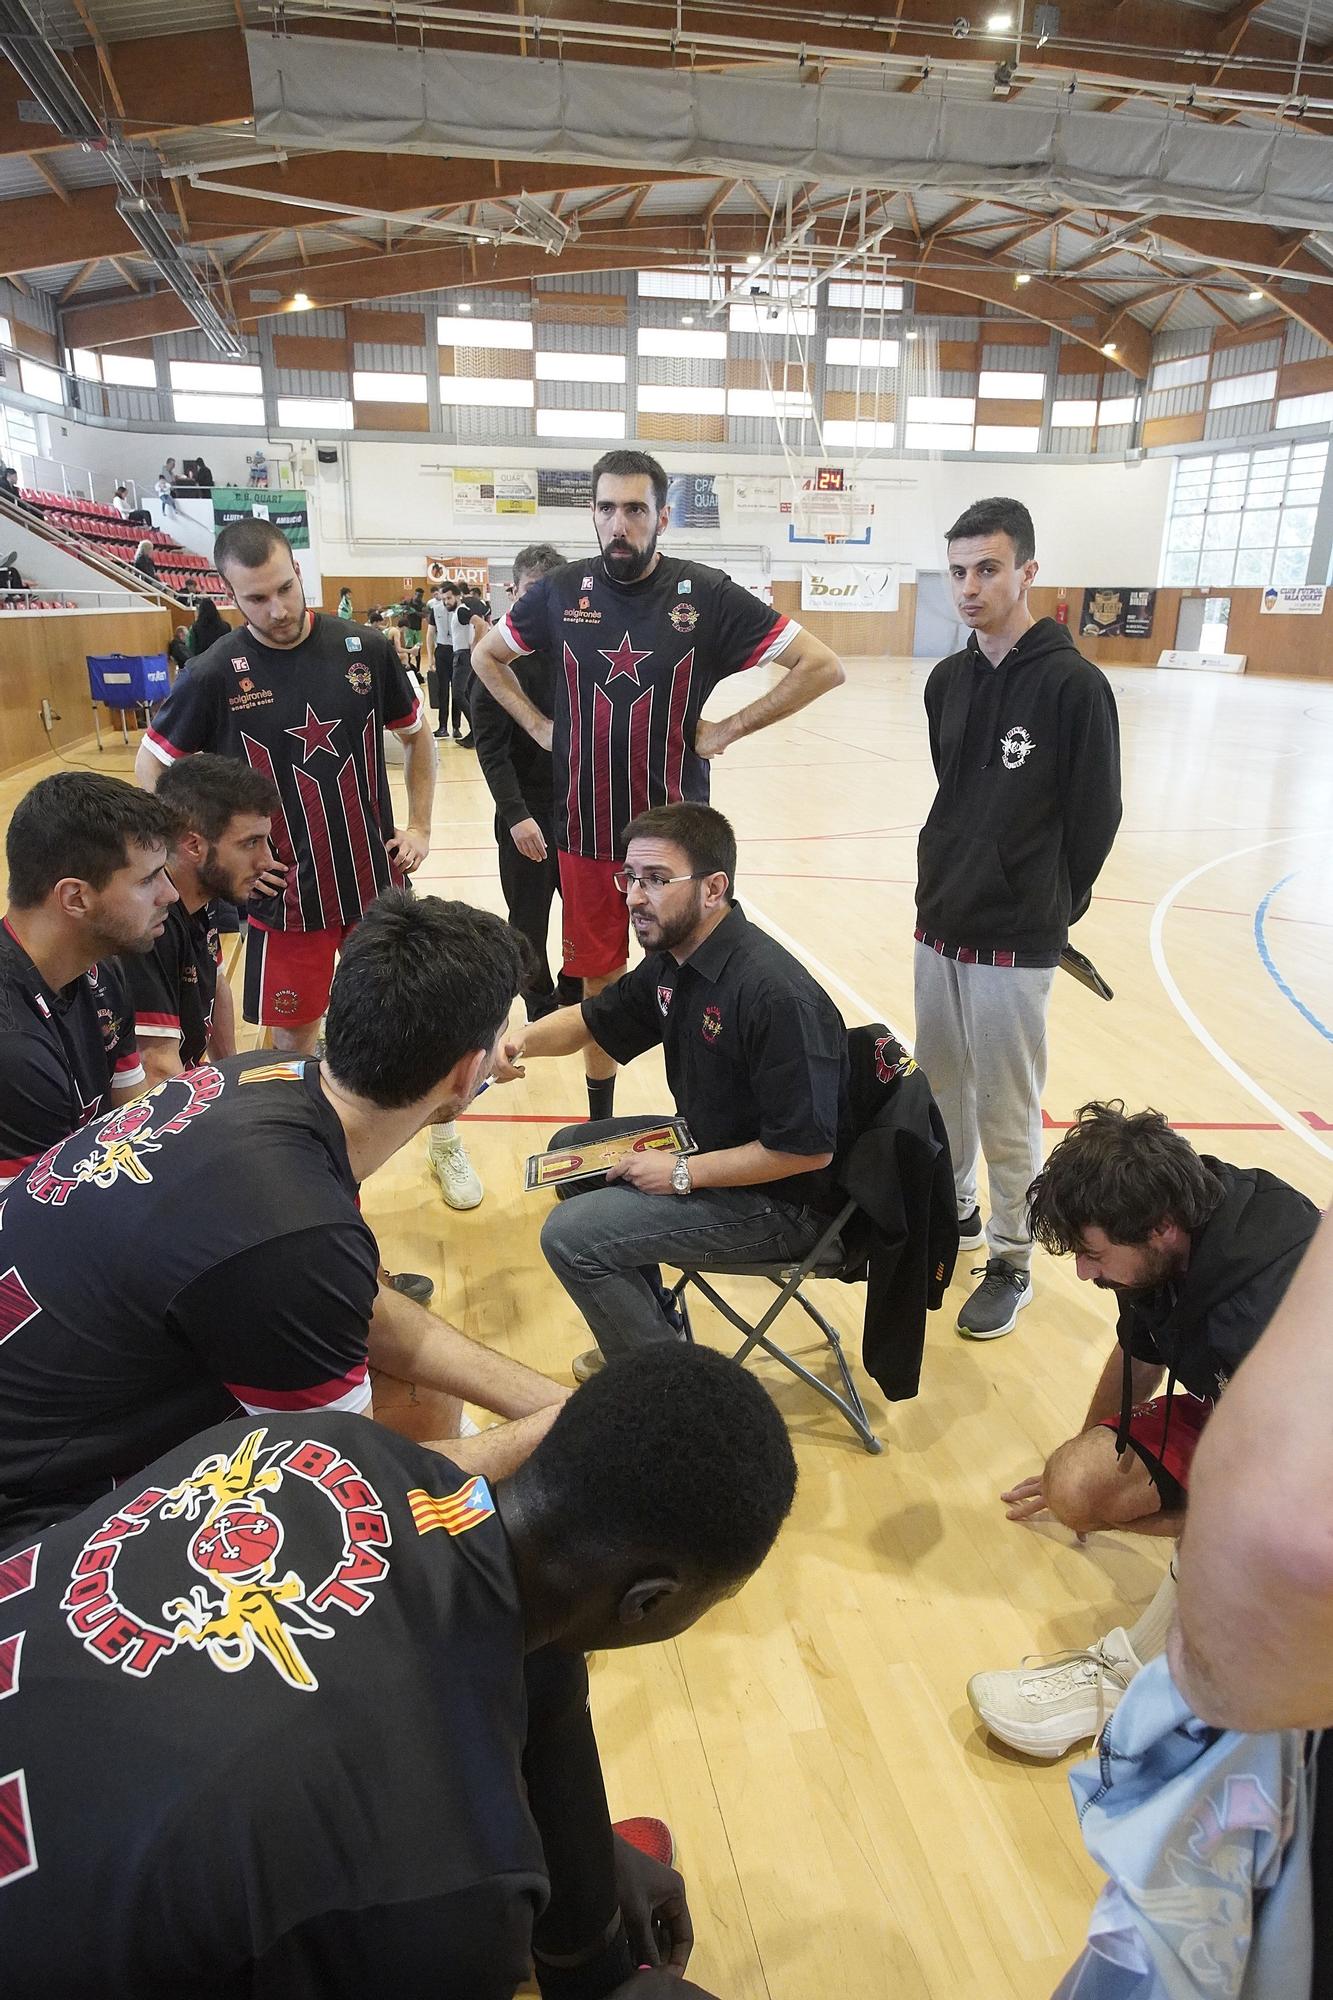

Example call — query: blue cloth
[1053,1655,1315,2000]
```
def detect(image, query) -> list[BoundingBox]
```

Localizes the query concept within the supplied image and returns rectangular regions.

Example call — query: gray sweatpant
[911,943,1056,1270]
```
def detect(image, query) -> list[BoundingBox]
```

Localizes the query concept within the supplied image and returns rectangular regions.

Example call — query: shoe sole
[428,1161,485,1211]
[956,1281,1033,1340]
[958,1230,986,1253]
[966,1691,1104,1758]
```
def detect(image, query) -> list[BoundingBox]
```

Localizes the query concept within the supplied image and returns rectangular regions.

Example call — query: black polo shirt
[581,903,849,1215]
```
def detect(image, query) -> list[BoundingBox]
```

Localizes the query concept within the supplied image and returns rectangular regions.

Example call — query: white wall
[27,411,1173,591]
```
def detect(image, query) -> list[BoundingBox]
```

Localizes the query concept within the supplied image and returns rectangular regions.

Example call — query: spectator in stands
[155,462,179,517]
[193,455,215,490]
[1,465,35,515]
[189,596,227,655]
[168,625,191,671]
[0,549,22,593]
[338,587,354,619]
[246,449,270,488]
[0,773,175,1188]
[111,485,131,518]
[133,538,158,581]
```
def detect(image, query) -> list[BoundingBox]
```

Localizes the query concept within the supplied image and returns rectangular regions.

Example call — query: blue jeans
[539,1117,831,1359]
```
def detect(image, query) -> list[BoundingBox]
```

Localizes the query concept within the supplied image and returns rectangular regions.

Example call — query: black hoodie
[1115,1159,1319,1436]
[916,617,1122,963]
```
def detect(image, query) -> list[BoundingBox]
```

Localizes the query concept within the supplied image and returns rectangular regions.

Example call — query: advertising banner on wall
[425,556,491,596]
[666,472,719,529]
[1079,586,1156,638]
[495,470,538,514]
[733,476,782,513]
[800,565,900,613]
[537,468,594,509]
[212,487,310,548]
[1260,584,1326,614]
[452,469,495,515]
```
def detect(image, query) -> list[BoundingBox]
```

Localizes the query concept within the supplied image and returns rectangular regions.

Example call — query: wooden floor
[8,657,1332,1998]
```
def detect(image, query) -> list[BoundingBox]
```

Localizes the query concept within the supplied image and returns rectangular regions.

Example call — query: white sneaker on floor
[428,1136,484,1210]
[967,1628,1142,1758]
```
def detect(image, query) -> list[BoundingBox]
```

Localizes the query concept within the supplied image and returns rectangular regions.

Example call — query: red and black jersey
[0,919,143,1191]
[0,1415,548,1999]
[119,894,220,1069]
[0,1052,380,1547]
[143,613,423,933]
[500,555,795,861]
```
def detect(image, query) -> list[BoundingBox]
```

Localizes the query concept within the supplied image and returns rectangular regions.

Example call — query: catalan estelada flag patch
[407,1476,495,1538]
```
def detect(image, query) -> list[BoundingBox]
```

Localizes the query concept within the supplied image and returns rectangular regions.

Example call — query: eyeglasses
[611,868,705,896]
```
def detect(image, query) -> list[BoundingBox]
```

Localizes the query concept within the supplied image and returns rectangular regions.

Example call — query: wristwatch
[670,1156,693,1196]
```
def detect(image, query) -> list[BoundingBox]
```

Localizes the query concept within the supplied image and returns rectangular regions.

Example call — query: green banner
[212,486,310,549]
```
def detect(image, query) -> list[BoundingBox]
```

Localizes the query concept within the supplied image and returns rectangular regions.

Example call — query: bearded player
[472,449,845,1123]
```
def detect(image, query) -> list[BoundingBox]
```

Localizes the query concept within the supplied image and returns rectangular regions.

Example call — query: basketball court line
[1253,869,1333,1045]
[1149,834,1333,1166]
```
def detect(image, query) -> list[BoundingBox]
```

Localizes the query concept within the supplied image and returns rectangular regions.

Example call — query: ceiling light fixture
[1101,341,1118,355]
[905,328,919,340]
[457,300,473,312]
[291,292,311,311]
[1014,271,1032,285]
[987,11,1014,28]
[745,253,762,266]
[1248,288,1264,300]
[682,314,695,324]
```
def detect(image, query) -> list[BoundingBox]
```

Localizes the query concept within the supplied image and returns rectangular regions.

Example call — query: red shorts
[244,920,356,1028]
[1099,1393,1211,1508]
[557,851,630,980]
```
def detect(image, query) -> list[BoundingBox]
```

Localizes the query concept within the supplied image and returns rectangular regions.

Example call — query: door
[913,570,968,658]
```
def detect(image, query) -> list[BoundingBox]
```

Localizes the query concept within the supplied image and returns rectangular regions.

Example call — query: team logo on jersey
[345,636,362,653]
[657,984,674,1016]
[564,603,602,626]
[271,987,300,1017]
[1000,724,1035,771]
[581,574,595,590]
[346,663,372,696]
[285,704,342,760]
[231,657,249,673]
[677,579,692,594]
[701,1003,723,1044]
[873,1036,916,1088]
[669,602,699,634]
[61,1428,392,1692]
[25,1067,225,1207]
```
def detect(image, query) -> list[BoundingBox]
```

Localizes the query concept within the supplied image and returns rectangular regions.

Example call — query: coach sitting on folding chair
[496,802,851,1383]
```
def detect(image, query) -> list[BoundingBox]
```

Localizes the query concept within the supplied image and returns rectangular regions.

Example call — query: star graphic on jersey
[285,704,342,760]
[598,633,653,685]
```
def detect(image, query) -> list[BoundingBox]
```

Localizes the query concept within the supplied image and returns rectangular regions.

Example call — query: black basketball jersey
[501,555,793,860]
[0,1052,379,1545]
[119,894,220,1069]
[0,1414,546,1998]
[144,613,422,932]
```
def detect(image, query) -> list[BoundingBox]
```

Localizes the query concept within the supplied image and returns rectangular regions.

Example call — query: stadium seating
[12,487,229,602]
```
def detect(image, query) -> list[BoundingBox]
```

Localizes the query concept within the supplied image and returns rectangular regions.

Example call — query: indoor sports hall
[1,4,1331,1996]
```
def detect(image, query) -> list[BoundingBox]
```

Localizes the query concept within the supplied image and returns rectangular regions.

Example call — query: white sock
[1119,1561,1179,1665]
[429,1120,458,1151]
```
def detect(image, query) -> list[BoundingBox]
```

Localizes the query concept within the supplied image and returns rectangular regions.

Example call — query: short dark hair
[592,449,668,514]
[7,774,174,908]
[622,802,737,892]
[512,542,565,586]
[1027,1101,1226,1255]
[155,753,279,845]
[214,518,296,576]
[944,496,1036,565]
[520,1344,797,1580]
[323,889,525,1107]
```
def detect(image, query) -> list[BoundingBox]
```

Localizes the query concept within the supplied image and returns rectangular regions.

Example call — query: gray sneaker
[957,1258,1032,1338]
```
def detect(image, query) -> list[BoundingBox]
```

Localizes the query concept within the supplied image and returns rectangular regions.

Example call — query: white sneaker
[428,1136,484,1210]
[966,1628,1142,1758]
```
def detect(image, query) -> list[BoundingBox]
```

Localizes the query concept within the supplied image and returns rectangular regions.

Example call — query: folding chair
[664,1199,880,1452]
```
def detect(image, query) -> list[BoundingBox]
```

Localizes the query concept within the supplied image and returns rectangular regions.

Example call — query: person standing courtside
[913,496,1122,1338]
[473,449,845,1124]
[472,544,576,1020]
[451,580,488,750]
